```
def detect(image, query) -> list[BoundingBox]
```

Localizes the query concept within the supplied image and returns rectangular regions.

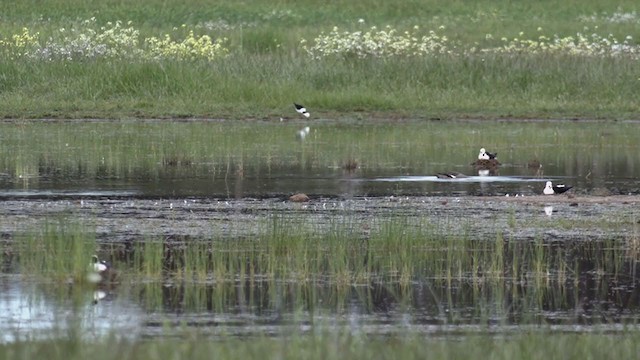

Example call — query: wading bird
[478,148,498,160]
[91,255,108,273]
[294,103,310,118]
[436,172,468,179]
[543,181,573,195]
[88,254,118,284]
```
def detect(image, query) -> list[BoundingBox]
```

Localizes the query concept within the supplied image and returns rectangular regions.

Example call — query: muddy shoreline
[1,195,637,245]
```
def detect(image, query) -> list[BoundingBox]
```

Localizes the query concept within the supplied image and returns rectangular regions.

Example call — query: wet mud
[1,194,638,245]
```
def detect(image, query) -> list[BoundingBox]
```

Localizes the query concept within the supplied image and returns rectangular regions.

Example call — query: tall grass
[17,219,97,282]
[2,330,640,360]
[0,54,638,119]
[0,0,638,119]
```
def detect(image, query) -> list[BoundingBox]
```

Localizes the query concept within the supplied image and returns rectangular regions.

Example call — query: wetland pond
[1,119,640,342]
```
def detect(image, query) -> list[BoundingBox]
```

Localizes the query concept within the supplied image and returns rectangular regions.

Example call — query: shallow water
[0,120,638,198]
[1,120,640,341]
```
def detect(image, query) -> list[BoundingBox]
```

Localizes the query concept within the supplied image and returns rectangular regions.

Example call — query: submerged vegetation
[0,0,638,118]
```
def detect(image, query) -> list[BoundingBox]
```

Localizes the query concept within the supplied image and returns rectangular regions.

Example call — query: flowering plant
[0,18,228,61]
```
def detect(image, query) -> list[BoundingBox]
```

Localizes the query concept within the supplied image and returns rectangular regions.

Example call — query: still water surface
[0,120,638,198]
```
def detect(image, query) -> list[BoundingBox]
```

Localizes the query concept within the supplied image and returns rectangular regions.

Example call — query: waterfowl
[91,255,108,273]
[294,103,310,118]
[543,181,573,195]
[436,172,468,179]
[88,255,118,284]
[478,148,497,160]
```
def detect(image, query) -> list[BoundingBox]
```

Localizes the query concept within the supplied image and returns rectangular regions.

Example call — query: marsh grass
[8,212,640,352]
[17,219,97,282]
[3,329,640,360]
[132,239,165,280]
[15,214,638,318]
[0,0,639,118]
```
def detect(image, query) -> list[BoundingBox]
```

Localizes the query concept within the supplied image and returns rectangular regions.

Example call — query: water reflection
[0,121,639,198]
[0,277,141,343]
[544,206,554,216]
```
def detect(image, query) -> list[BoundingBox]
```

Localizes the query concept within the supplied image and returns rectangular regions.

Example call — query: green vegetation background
[0,0,639,120]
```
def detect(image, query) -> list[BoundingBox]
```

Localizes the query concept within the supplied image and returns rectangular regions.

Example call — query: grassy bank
[3,331,640,360]
[1,55,638,120]
[0,0,638,119]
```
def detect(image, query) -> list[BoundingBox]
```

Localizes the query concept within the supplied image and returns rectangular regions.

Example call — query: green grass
[3,331,640,360]
[17,219,97,282]
[0,53,638,120]
[0,0,639,119]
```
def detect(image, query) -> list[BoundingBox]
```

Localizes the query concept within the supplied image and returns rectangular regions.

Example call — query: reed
[7,211,639,351]
[132,239,164,280]
[17,219,97,282]
[14,215,637,285]
[12,212,637,325]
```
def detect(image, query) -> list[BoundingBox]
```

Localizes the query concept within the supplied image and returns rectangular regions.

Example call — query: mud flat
[0,195,637,244]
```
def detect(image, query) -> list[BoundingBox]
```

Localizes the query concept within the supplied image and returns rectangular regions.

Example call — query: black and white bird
[87,254,112,284]
[478,148,498,160]
[543,181,573,195]
[91,255,108,273]
[436,172,468,179]
[294,103,310,118]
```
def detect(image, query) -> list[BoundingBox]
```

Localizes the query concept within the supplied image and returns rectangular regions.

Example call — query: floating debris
[289,193,310,202]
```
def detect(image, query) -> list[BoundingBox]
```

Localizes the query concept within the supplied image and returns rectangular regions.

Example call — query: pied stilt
[294,103,310,118]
